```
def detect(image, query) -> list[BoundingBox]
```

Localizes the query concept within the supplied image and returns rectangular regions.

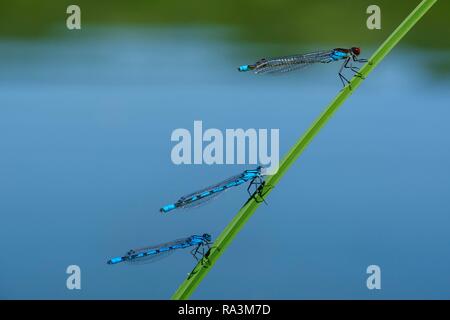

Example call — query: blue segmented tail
[107,257,124,265]
[160,204,176,213]
[238,65,255,72]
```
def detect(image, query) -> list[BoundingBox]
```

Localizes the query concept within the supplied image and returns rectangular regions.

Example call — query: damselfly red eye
[352,47,361,55]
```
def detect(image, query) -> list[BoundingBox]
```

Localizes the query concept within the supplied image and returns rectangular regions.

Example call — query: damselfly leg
[344,60,365,79]
[247,176,268,205]
[350,55,368,77]
[190,241,212,266]
[190,244,203,261]
[187,247,211,279]
[339,56,368,89]
[338,58,352,89]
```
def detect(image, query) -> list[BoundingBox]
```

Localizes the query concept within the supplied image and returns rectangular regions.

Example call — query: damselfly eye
[352,47,361,55]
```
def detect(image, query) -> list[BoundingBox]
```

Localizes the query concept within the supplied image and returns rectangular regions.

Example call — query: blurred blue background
[0,1,449,299]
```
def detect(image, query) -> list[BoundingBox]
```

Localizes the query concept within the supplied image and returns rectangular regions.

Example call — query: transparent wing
[173,173,246,210]
[124,237,193,264]
[179,173,243,199]
[178,189,227,210]
[127,250,175,265]
[253,50,333,74]
[255,62,311,75]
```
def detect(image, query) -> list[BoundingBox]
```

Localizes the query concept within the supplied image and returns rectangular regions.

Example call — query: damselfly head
[351,47,361,56]
[203,233,212,242]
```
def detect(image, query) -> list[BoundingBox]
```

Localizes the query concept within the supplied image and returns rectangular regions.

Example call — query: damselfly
[238,47,368,88]
[107,234,212,265]
[160,166,266,213]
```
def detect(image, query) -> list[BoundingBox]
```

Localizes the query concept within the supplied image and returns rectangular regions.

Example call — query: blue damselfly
[238,47,368,88]
[107,234,212,265]
[160,167,266,213]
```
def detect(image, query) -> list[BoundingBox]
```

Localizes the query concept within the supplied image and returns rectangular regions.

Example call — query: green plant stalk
[171,0,437,300]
